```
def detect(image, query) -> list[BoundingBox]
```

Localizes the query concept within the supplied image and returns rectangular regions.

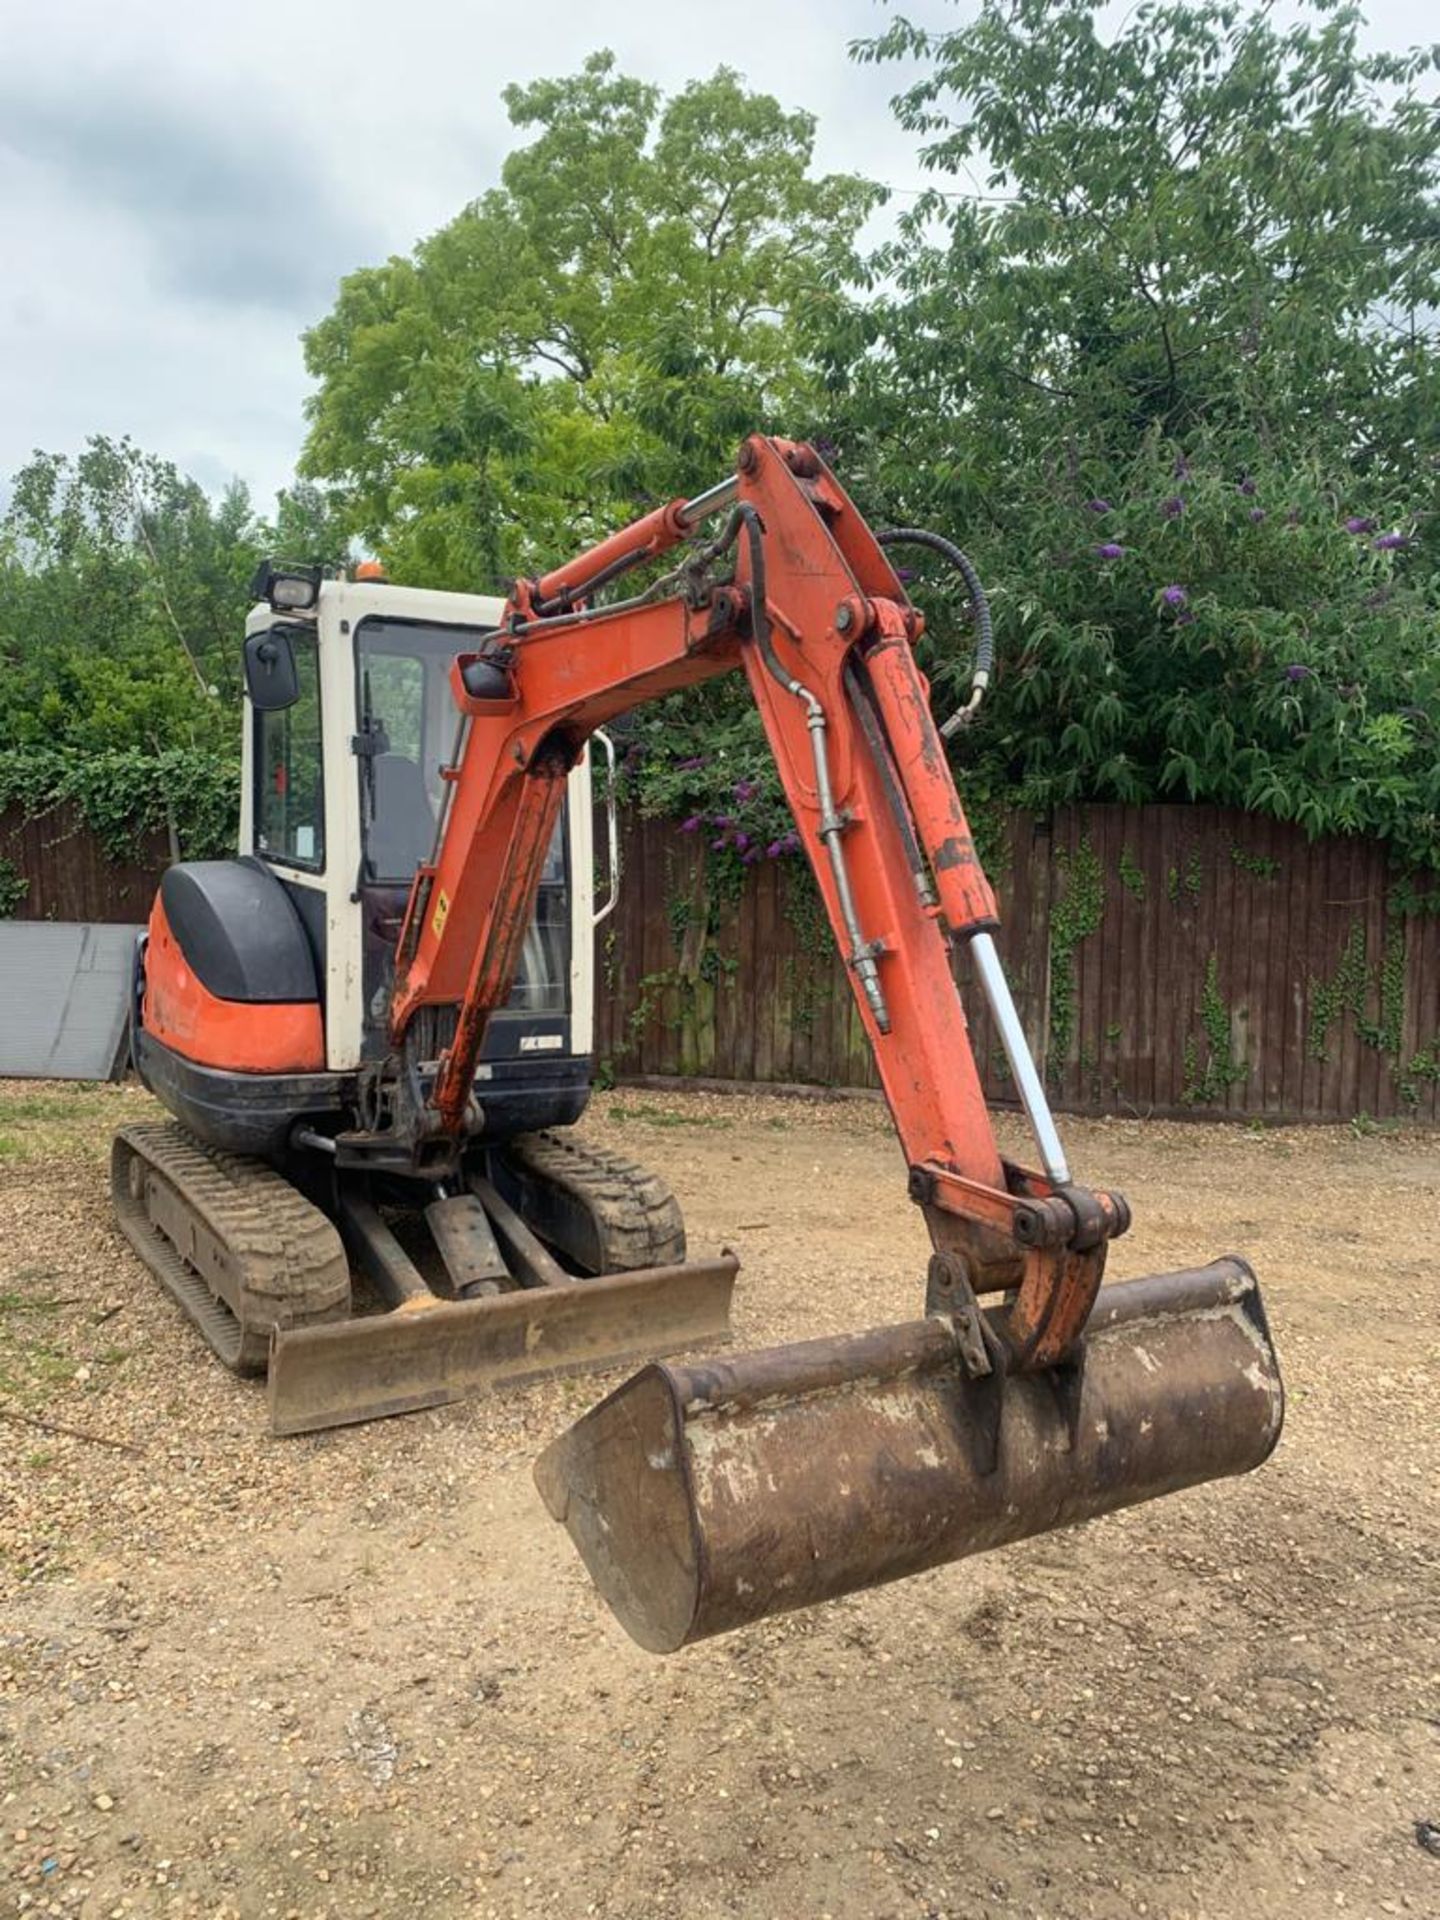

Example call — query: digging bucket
[534,1257,1283,1652]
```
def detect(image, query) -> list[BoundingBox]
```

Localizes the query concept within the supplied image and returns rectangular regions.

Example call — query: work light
[251,559,321,613]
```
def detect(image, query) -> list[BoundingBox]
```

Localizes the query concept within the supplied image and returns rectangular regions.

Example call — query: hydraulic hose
[732,501,891,1033]
[876,528,994,735]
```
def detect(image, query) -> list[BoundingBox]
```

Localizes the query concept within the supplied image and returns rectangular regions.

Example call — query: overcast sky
[0,0,1432,509]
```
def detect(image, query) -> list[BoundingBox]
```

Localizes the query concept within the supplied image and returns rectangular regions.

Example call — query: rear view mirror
[244,627,300,711]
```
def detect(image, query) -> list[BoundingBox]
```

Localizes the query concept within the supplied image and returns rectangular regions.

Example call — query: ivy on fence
[0,748,240,865]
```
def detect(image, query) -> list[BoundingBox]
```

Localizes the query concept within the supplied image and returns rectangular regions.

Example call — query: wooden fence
[595,806,1440,1125]
[4,798,1437,1122]
[0,802,170,925]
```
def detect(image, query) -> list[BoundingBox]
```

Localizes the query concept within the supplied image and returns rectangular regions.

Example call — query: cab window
[254,627,324,869]
[355,616,569,1015]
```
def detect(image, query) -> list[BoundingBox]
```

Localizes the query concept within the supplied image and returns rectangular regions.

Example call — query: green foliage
[1307,919,1368,1061]
[1400,1040,1440,1104]
[611,841,735,1067]
[0,437,262,755]
[1182,952,1250,1103]
[5,10,1440,939]
[1370,926,1408,1057]
[1307,914,1408,1063]
[0,858,28,916]
[0,435,345,787]
[827,0,1440,875]
[0,749,239,863]
[1117,844,1146,900]
[1230,843,1280,880]
[1387,868,1440,919]
[1168,847,1205,905]
[301,53,879,588]
[1047,836,1104,1074]
[614,686,806,896]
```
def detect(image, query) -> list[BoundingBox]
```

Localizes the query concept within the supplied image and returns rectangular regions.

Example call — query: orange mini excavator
[118,437,1282,1650]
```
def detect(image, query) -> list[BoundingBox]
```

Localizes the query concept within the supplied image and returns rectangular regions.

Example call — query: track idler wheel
[535,1257,1284,1653]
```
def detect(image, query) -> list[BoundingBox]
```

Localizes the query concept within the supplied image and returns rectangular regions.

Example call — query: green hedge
[0,748,240,865]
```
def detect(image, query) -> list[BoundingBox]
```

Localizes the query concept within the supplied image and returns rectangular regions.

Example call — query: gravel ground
[1,1080,1437,1920]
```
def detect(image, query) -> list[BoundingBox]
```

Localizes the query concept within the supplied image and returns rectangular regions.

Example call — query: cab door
[242,614,332,1030]
[348,612,577,1070]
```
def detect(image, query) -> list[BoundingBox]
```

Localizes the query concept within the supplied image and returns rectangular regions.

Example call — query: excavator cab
[241,578,591,1116]
[114,569,736,1434]
[133,574,598,1151]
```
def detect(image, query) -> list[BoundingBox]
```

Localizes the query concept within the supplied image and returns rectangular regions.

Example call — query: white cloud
[0,0,1431,505]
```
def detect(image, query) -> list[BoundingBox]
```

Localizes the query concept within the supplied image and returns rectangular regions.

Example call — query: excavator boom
[386,434,1282,1647]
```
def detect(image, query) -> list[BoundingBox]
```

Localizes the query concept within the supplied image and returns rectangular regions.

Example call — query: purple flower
[733,832,750,852]
[1284,664,1311,684]
[1095,542,1126,560]
[1249,508,1267,524]
[1373,532,1410,551]
[1175,610,1197,627]
[1161,585,1188,609]
[710,837,728,852]
[676,755,707,772]
[1344,516,1376,535]
[733,778,759,803]
[742,846,763,865]
[894,565,916,584]
[813,435,838,462]
[1161,496,1185,519]
[711,814,732,830]
[766,839,785,859]
[679,815,701,833]
[1238,476,1257,497]
[1086,498,1112,514]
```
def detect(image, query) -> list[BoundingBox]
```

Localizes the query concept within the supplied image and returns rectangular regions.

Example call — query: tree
[299,52,879,587]
[810,0,1440,869]
[0,437,269,754]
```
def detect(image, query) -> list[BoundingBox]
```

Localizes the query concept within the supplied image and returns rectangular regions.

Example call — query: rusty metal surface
[267,1253,738,1437]
[534,1257,1283,1653]
[335,1191,432,1306]
[424,1193,508,1296]
[467,1174,570,1288]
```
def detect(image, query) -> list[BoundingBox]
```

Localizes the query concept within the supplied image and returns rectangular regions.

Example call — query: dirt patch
[2,1083,1437,1918]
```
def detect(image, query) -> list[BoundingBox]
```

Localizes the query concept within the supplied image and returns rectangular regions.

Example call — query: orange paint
[385,434,1126,1363]
[143,896,325,1073]
[390,434,1002,1186]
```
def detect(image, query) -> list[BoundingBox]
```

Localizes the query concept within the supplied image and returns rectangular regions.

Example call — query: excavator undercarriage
[112,1122,735,1437]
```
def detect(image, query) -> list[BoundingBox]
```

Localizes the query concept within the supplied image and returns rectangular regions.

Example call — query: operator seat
[368,753,436,879]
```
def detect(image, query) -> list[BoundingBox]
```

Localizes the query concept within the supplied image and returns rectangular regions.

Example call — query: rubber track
[501,1130,687,1273]
[112,1122,350,1377]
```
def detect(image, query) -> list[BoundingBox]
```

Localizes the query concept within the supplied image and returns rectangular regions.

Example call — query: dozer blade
[535,1257,1283,1653]
[267,1255,737,1437]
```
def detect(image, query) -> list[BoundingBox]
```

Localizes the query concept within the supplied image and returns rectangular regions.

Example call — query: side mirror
[244,627,301,711]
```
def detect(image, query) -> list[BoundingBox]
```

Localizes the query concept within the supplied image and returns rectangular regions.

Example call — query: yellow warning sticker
[431,889,451,940]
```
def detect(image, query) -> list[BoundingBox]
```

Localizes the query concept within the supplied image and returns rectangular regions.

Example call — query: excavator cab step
[535,1258,1283,1652]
